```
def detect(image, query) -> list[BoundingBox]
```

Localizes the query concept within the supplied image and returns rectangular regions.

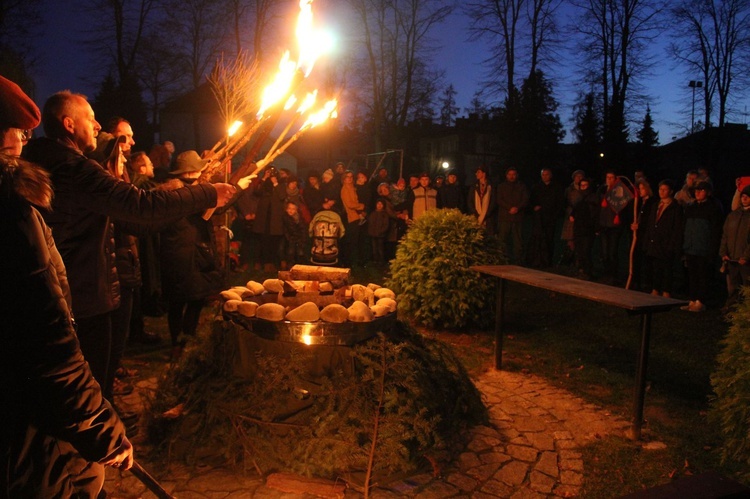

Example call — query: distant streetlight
[689,80,703,134]
[441,161,450,169]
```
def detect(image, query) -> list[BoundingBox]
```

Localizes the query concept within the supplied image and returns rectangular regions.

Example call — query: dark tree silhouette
[439,84,459,125]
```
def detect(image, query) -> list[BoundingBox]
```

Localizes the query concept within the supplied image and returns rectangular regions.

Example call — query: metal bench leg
[629,312,652,440]
[495,278,506,370]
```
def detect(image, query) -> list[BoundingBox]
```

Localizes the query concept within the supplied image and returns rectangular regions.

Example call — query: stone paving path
[105,369,630,498]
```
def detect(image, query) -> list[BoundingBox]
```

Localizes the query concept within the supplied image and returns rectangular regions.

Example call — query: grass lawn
[132,262,746,497]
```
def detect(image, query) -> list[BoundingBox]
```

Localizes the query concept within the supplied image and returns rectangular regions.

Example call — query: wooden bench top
[471,265,688,313]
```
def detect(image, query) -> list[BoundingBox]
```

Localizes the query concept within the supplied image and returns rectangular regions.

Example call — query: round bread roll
[245,280,266,295]
[351,284,368,302]
[237,301,259,317]
[285,302,320,322]
[348,300,374,322]
[370,304,389,318]
[374,288,396,300]
[320,303,348,323]
[255,303,286,321]
[230,286,254,299]
[319,282,334,293]
[367,283,381,291]
[223,299,242,312]
[262,279,284,294]
[221,290,243,301]
[376,297,397,313]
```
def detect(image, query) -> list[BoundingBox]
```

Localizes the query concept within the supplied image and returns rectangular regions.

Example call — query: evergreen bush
[385,208,505,329]
[710,290,750,480]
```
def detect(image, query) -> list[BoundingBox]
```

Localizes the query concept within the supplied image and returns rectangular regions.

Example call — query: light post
[689,80,703,134]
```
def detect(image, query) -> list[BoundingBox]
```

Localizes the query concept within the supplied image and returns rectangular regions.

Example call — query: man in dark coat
[1,75,133,498]
[644,179,684,297]
[437,170,464,211]
[528,168,564,268]
[496,166,529,263]
[23,90,237,404]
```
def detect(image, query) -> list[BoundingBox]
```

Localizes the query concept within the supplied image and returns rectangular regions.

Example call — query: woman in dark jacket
[252,167,286,271]
[644,180,684,297]
[569,178,599,279]
[0,74,132,497]
[158,151,225,358]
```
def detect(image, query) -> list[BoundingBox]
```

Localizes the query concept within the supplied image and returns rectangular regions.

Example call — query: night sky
[29,2,693,144]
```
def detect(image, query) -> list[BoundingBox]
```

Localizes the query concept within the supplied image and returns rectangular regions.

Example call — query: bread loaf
[256,303,286,321]
[237,301,259,317]
[348,301,373,322]
[223,299,242,312]
[286,302,320,322]
[376,297,397,313]
[370,304,389,317]
[262,279,285,294]
[221,290,243,301]
[245,280,266,295]
[373,288,396,300]
[320,303,348,323]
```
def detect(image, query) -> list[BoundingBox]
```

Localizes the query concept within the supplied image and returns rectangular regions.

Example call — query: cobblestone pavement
[105,367,629,498]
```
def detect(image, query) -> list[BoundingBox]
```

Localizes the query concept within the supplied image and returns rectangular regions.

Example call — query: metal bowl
[224,311,397,346]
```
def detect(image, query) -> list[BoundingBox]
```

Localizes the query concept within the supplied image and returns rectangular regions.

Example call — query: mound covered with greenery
[710,293,750,480]
[146,317,487,483]
[386,208,505,328]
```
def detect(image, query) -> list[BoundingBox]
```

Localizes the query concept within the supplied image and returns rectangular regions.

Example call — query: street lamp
[689,80,703,134]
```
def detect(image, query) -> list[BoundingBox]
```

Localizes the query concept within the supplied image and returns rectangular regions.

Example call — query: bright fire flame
[301,99,338,130]
[257,51,297,117]
[297,91,318,114]
[227,120,243,137]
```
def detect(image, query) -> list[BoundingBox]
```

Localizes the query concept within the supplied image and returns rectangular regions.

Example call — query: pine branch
[364,335,388,499]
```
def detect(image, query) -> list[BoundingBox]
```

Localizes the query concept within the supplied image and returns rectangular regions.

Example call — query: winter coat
[683,198,723,258]
[644,200,684,259]
[252,178,286,236]
[0,157,126,496]
[157,178,225,302]
[496,180,529,223]
[437,182,464,211]
[303,185,325,215]
[341,183,364,223]
[570,190,599,238]
[411,185,437,220]
[23,137,217,318]
[720,207,750,261]
[283,212,308,245]
[367,209,390,238]
[530,181,564,226]
[114,224,142,289]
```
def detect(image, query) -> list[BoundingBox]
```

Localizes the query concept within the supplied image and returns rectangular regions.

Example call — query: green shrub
[710,290,750,480]
[385,208,505,328]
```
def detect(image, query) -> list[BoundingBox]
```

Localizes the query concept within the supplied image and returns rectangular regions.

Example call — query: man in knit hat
[1,75,134,497]
[720,184,750,313]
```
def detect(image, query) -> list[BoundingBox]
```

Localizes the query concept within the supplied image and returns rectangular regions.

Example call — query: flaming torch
[201,0,336,218]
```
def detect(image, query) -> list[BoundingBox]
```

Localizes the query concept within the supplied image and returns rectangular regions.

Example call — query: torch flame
[284,95,298,111]
[227,120,243,137]
[301,99,338,130]
[298,91,318,114]
[257,51,297,117]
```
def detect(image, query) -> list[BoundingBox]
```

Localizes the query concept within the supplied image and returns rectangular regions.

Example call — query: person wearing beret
[22,91,237,411]
[0,75,133,497]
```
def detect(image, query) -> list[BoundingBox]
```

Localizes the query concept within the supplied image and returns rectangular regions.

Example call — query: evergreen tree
[572,92,603,177]
[439,84,459,126]
[634,105,660,178]
[636,106,659,146]
[92,73,152,148]
[498,71,564,175]
[466,91,488,116]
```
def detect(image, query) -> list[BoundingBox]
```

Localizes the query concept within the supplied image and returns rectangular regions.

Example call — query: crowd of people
[2,67,750,497]
[231,159,750,318]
